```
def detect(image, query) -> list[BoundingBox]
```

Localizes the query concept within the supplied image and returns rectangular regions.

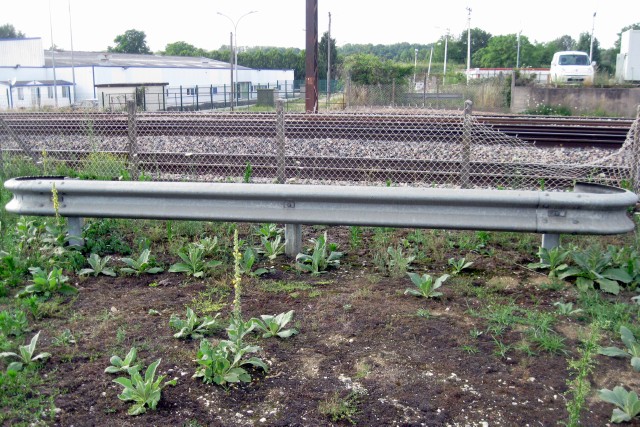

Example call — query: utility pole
[443,29,449,85]
[466,7,472,85]
[68,0,76,103]
[516,30,521,68]
[48,0,58,107]
[229,32,234,111]
[589,11,596,62]
[327,12,331,108]
[413,48,418,89]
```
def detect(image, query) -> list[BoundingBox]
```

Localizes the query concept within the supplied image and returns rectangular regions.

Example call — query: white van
[550,51,595,85]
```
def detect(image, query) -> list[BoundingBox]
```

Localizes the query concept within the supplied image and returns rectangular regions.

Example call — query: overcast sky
[3,0,638,54]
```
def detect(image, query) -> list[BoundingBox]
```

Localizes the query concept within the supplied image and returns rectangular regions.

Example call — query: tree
[473,34,535,68]
[575,32,600,64]
[108,29,151,54]
[163,41,205,57]
[343,53,413,85]
[448,28,492,66]
[0,24,25,39]
[318,31,340,81]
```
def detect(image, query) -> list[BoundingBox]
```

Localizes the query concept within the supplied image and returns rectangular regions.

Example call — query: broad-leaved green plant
[17,267,77,299]
[169,308,221,339]
[105,347,140,374]
[599,326,640,371]
[296,232,343,275]
[78,253,116,277]
[113,358,176,415]
[251,310,298,339]
[0,331,51,372]
[405,272,450,299]
[120,249,164,276]
[598,386,640,423]
[168,244,221,278]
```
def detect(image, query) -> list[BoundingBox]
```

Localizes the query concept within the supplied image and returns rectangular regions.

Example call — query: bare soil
[5,225,640,427]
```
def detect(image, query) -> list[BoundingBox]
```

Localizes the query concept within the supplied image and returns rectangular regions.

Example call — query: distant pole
[466,7,472,85]
[516,30,521,68]
[48,0,59,107]
[589,11,596,62]
[305,0,318,113]
[443,29,449,85]
[229,32,234,111]
[413,48,418,89]
[326,11,331,108]
[68,0,76,103]
[427,45,434,82]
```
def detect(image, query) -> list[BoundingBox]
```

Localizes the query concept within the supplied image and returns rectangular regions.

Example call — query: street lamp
[217,10,258,107]
[413,48,418,90]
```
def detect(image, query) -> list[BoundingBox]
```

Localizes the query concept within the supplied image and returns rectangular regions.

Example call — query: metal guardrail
[4,177,637,256]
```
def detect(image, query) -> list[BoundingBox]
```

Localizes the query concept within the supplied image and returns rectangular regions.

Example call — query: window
[62,87,69,98]
[186,87,198,96]
[47,87,54,99]
[17,88,24,100]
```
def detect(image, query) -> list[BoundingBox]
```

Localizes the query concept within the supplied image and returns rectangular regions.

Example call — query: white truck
[550,51,595,85]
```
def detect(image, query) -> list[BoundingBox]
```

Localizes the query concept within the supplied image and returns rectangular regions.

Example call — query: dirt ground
[4,225,640,427]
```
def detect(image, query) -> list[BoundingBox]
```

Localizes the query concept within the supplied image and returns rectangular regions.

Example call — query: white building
[0,38,294,110]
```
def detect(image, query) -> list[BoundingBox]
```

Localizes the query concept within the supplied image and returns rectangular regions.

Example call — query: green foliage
[194,236,219,258]
[448,257,474,275]
[599,326,640,372]
[260,235,285,261]
[0,309,28,338]
[78,152,129,180]
[254,223,282,240]
[0,23,25,38]
[560,247,632,295]
[553,301,583,316]
[105,348,140,374]
[528,246,571,278]
[78,253,116,277]
[17,267,77,299]
[522,104,572,116]
[169,244,221,278]
[565,325,600,427]
[386,244,415,278]
[473,34,535,68]
[243,162,253,183]
[162,41,206,57]
[349,226,363,250]
[193,318,268,388]
[108,29,151,54]
[52,329,76,347]
[0,367,56,425]
[405,273,450,299]
[120,249,164,276]
[0,331,51,372]
[83,219,131,256]
[239,247,269,277]
[344,53,413,85]
[296,232,343,275]
[113,359,176,416]
[250,310,298,339]
[169,308,221,339]
[318,391,362,425]
[598,386,640,423]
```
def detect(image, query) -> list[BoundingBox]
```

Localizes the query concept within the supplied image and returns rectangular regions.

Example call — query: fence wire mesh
[0,101,637,193]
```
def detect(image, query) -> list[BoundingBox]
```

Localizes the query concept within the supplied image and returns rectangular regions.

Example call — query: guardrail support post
[285,224,302,258]
[460,100,473,189]
[541,233,560,251]
[67,217,84,247]
[127,100,139,180]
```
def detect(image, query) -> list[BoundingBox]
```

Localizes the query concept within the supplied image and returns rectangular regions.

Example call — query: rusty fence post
[127,100,139,180]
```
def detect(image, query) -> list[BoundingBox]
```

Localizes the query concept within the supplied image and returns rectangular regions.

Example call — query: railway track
[3,148,625,189]
[0,112,633,149]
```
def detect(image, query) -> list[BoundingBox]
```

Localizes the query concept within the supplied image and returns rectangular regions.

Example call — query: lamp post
[516,30,521,68]
[217,10,257,108]
[413,48,418,90]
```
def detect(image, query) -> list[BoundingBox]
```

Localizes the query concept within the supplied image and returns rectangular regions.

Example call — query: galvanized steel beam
[4,178,637,255]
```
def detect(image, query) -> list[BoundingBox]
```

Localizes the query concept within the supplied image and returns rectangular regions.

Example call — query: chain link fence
[0,100,637,192]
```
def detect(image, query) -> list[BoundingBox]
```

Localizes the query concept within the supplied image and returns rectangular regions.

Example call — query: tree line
[2,22,639,85]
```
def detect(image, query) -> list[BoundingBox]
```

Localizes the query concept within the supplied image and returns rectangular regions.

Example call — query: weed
[120,249,164,276]
[78,253,117,277]
[296,232,343,275]
[405,272,449,299]
[0,331,51,372]
[318,391,363,425]
[169,308,222,339]
[387,244,415,278]
[349,226,363,250]
[169,244,221,278]
[105,347,140,374]
[250,310,298,339]
[492,337,512,359]
[565,324,600,427]
[528,246,571,278]
[598,386,640,423]
[113,358,177,415]
[52,329,76,347]
[461,344,479,354]
[598,326,640,372]
[448,257,474,275]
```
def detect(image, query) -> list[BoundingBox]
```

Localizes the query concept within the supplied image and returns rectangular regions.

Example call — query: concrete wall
[511,86,640,117]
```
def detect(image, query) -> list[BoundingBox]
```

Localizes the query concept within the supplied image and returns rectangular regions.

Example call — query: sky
[3,0,639,54]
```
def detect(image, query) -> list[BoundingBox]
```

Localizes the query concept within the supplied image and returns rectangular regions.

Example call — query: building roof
[43,50,249,70]
[1,80,73,87]
[94,82,169,88]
